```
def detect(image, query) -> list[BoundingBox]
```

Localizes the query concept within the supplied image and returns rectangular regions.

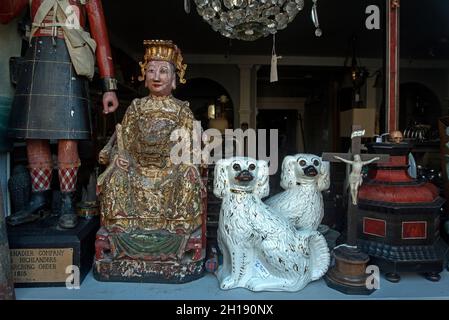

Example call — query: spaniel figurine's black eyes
[313,160,320,166]
[299,160,307,167]
[249,163,256,171]
[233,163,241,171]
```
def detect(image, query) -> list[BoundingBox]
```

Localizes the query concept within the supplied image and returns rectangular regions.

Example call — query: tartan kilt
[8,36,92,140]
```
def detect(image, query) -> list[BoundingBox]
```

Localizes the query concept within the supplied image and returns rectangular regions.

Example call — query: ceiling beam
[108,31,449,71]
[183,54,449,70]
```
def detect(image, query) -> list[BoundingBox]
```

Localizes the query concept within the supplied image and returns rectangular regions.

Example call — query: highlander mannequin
[0,0,119,229]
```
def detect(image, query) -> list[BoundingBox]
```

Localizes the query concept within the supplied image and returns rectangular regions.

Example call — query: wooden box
[340,108,376,137]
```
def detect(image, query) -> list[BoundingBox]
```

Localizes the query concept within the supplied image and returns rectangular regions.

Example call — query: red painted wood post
[386,0,400,132]
[0,189,15,300]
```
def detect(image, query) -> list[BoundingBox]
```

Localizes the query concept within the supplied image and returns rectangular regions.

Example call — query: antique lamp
[209,95,230,133]
[343,35,369,107]
[192,0,322,41]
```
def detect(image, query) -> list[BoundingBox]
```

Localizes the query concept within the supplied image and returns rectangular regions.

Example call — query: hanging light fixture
[193,0,321,41]
[185,0,191,13]
[343,35,368,89]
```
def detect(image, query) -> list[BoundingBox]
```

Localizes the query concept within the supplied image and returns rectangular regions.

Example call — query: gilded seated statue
[93,40,207,283]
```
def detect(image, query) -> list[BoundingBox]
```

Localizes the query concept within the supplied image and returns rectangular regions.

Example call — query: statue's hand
[98,149,110,165]
[102,92,119,114]
[115,155,129,172]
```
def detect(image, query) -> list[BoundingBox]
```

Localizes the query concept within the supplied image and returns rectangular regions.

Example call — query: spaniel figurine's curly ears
[317,160,330,192]
[280,156,297,190]
[213,158,230,199]
[254,160,270,199]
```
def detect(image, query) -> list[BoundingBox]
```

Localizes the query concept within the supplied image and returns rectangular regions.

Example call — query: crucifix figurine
[333,154,380,206]
[322,125,389,295]
[322,125,388,245]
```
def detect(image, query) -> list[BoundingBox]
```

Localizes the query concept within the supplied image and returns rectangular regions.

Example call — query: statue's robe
[99,95,204,261]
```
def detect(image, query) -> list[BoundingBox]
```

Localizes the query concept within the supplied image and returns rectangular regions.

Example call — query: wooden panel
[402,221,427,240]
[363,217,386,238]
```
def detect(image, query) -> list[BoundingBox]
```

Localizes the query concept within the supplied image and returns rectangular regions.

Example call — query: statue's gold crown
[138,40,187,84]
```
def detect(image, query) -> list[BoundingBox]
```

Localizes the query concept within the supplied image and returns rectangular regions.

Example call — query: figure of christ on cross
[322,125,389,246]
[333,154,380,206]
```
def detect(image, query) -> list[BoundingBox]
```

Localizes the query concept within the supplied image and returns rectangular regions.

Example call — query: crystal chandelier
[193,0,321,41]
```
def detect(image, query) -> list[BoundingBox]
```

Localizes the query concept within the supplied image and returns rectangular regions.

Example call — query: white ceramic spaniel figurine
[213,157,330,292]
[265,154,330,231]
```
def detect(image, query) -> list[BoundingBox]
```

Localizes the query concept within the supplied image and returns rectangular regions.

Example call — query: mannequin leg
[7,139,52,226]
[28,139,53,192]
[57,140,80,229]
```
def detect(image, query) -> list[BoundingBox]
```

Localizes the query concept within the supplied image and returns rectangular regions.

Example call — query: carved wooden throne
[93,167,208,283]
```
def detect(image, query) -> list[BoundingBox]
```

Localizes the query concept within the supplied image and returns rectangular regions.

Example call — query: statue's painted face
[145,60,176,97]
